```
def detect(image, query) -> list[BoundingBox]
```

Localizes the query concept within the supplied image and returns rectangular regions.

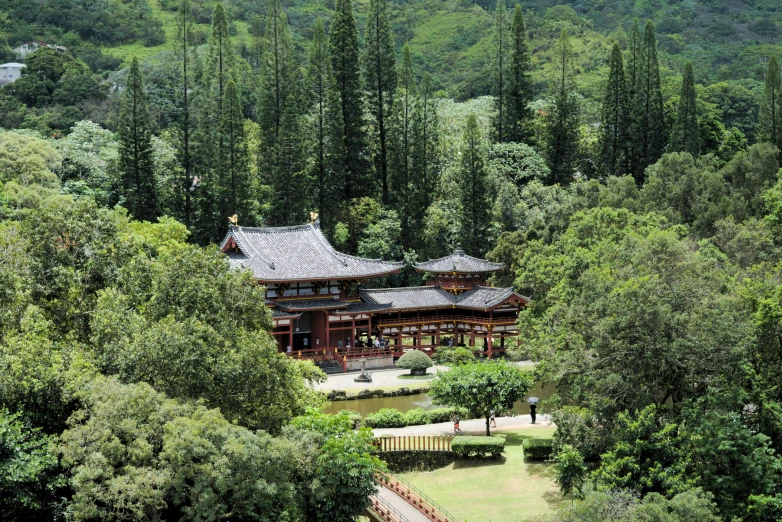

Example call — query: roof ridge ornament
[454,243,465,256]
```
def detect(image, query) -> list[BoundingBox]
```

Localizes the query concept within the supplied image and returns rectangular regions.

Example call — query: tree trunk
[485,415,490,436]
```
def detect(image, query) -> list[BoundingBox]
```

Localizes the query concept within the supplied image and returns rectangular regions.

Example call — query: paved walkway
[374,486,430,522]
[314,366,449,391]
[372,413,550,436]
[315,361,535,392]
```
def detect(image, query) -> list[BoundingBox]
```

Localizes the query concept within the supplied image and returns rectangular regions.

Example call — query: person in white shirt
[303,337,309,349]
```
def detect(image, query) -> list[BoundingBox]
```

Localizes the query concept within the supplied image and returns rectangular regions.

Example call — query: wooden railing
[377,315,518,327]
[368,494,411,522]
[376,471,461,522]
[373,435,454,452]
[287,346,507,369]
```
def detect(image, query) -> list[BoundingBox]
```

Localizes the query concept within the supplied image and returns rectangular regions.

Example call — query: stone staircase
[317,359,344,375]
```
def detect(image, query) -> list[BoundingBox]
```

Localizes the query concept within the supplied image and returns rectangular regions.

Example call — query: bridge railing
[376,471,461,522]
[369,494,412,522]
[373,435,454,452]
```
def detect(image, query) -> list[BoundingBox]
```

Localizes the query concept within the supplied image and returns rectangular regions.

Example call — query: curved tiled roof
[332,301,395,315]
[414,245,504,274]
[360,286,457,311]
[221,223,402,282]
[276,299,348,312]
[361,285,529,312]
[455,286,529,310]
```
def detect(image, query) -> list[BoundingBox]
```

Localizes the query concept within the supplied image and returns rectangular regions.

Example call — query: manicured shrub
[338,410,363,429]
[396,350,433,375]
[433,346,476,365]
[404,408,431,426]
[523,438,554,460]
[427,407,470,423]
[451,436,506,457]
[363,408,407,428]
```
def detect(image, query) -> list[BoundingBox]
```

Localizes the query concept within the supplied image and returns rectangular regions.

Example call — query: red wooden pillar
[470,327,475,347]
[487,327,493,359]
[351,316,356,346]
[325,311,331,350]
[288,324,293,351]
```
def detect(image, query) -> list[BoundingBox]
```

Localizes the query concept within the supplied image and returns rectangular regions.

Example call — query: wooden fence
[376,471,461,522]
[373,435,454,453]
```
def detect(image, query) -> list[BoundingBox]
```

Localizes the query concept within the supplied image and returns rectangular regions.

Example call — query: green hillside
[2,0,781,100]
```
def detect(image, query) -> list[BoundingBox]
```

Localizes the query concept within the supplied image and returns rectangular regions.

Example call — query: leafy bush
[451,436,505,457]
[551,406,609,461]
[427,407,470,423]
[363,408,407,428]
[396,350,433,375]
[523,438,554,460]
[404,408,431,426]
[433,346,475,365]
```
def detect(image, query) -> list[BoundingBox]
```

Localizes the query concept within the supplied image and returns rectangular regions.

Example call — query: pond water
[324,381,555,417]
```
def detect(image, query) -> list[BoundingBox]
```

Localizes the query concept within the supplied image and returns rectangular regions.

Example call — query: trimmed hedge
[523,438,554,460]
[363,408,407,428]
[427,407,469,424]
[451,436,506,457]
[379,450,455,472]
[361,407,471,428]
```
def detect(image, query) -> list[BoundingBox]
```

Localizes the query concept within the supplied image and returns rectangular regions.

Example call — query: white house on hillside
[13,41,67,60]
[0,63,26,86]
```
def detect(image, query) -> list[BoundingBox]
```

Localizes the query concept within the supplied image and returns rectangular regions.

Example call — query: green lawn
[398,426,562,522]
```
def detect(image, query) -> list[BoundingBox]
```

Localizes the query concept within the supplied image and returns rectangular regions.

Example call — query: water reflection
[324,381,554,417]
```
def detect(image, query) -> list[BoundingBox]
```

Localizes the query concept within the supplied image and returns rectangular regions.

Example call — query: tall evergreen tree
[759,55,782,151]
[330,0,373,200]
[630,20,665,184]
[457,114,491,255]
[492,0,509,143]
[259,0,297,140]
[271,95,307,225]
[248,15,264,71]
[410,72,441,251]
[599,43,630,177]
[670,62,700,156]
[218,79,251,226]
[174,0,195,228]
[626,19,641,107]
[364,0,396,203]
[118,57,157,222]
[207,2,233,119]
[505,4,533,144]
[545,29,580,185]
[307,19,331,226]
[389,45,415,246]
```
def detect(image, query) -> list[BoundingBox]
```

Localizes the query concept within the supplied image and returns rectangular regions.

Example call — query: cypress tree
[389,45,415,247]
[218,79,251,226]
[207,2,233,119]
[174,0,195,228]
[118,57,157,222]
[330,0,373,199]
[259,0,298,140]
[670,62,700,156]
[364,0,396,203]
[410,72,441,251]
[630,20,665,184]
[457,114,491,255]
[626,19,641,106]
[307,19,331,226]
[545,29,580,185]
[248,15,264,71]
[492,0,509,143]
[598,43,630,177]
[271,95,307,225]
[759,55,782,151]
[506,4,533,144]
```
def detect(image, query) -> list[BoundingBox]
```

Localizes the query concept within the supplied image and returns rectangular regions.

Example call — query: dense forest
[4,0,782,520]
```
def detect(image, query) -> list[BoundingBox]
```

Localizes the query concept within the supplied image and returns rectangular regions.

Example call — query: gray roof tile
[276,299,348,312]
[455,286,529,309]
[221,222,402,282]
[360,286,456,311]
[414,245,504,274]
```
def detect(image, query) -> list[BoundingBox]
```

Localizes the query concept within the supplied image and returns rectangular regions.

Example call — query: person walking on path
[453,416,462,434]
[530,404,537,424]
[490,410,496,428]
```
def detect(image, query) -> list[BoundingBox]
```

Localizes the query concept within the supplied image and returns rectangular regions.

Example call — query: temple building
[220,223,528,365]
